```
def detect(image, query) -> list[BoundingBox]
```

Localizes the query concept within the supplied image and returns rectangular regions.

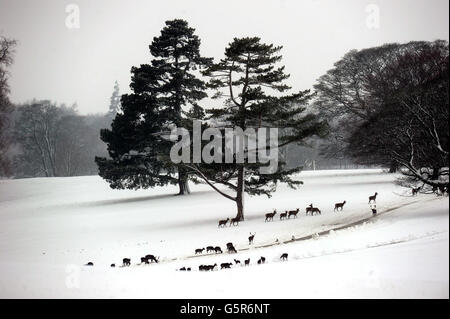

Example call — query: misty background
[0,0,448,177]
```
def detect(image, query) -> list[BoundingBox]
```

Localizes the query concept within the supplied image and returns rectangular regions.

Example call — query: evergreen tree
[185,37,327,220]
[96,19,211,194]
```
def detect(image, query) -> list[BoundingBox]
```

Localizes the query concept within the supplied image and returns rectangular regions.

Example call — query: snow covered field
[0,169,448,298]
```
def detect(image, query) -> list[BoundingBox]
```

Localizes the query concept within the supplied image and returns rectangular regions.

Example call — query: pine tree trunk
[177,167,190,195]
[388,161,398,173]
[234,166,245,221]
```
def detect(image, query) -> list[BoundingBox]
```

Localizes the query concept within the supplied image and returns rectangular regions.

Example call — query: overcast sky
[0,0,448,114]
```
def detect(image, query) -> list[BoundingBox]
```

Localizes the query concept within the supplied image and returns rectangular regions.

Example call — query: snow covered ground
[0,169,448,298]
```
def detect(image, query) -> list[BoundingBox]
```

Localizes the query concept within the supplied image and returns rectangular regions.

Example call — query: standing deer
[288,208,299,219]
[145,254,159,263]
[244,258,250,266]
[305,204,314,215]
[265,210,277,222]
[280,253,288,261]
[334,201,346,212]
[248,233,255,245]
[311,207,321,215]
[368,192,378,203]
[280,211,288,220]
[122,258,131,267]
[412,187,421,196]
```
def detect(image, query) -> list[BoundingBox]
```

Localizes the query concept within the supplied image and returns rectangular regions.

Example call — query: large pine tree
[96,19,211,193]
[185,37,328,220]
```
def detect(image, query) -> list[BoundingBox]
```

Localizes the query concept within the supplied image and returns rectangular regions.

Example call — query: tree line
[0,21,448,219]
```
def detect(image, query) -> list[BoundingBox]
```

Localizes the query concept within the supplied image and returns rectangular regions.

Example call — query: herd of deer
[217,192,380,228]
[85,192,380,269]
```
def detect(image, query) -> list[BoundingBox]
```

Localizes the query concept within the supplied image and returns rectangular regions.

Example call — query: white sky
[0,0,448,114]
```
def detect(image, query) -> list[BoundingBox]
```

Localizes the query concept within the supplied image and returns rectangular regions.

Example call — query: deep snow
[0,169,448,298]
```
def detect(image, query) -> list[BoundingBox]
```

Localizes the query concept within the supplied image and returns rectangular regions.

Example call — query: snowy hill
[0,169,448,298]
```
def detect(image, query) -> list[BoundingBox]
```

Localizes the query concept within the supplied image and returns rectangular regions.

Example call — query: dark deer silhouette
[265,210,277,222]
[110,264,115,268]
[248,233,255,245]
[230,217,240,226]
[234,259,241,265]
[140,257,149,264]
[206,246,215,253]
[145,254,159,263]
[214,246,223,254]
[334,201,346,212]
[218,218,229,227]
[311,207,321,215]
[368,192,378,203]
[257,256,266,264]
[280,211,288,220]
[221,262,232,269]
[305,204,313,215]
[244,258,250,266]
[288,208,299,219]
[195,248,205,254]
[280,253,288,261]
[122,258,131,267]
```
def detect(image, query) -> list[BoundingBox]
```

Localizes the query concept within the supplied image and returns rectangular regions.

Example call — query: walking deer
[265,210,277,222]
[280,253,288,261]
[257,256,266,264]
[206,246,215,253]
[311,207,321,215]
[288,208,299,219]
[230,217,240,226]
[368,192,378,203]
[280,211,288,220]
[214,246,223,254]
[305,204,313,215]
[195,248,205,254]
[218,218,229,227]
[334,201,346,212]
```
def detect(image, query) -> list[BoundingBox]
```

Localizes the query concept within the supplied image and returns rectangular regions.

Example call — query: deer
[305,204,314,215]
[179,267,186,271]
[145,254,159,263]
[334,201,346,212]
[257,256,266,264]
[206,246,215,253]
[227,245,237,254]
[311,207,321,215]
[206,264,217,271]
[288,208,300,219]
[412,187,421,196]
[234,259,241,265]
[214,246,223,254]
[248,233,255,245]
[221,262,233,269]
[110,264,115,268]
[244,258,250,266]
[230,217,240,226]
[280,253,288,261]
[368,192,378,203]
[218,218,229,227]
[195,248,205,255]
[265,210,277,222]
[140,257,149,264]
[122,258,131,267]
[280,211,288,220]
